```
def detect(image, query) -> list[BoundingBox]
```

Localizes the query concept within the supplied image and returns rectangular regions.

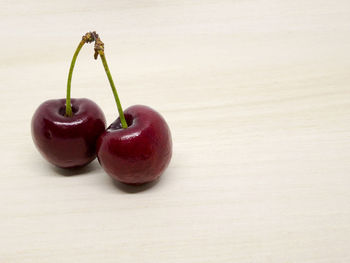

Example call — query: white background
[1,0,350,262]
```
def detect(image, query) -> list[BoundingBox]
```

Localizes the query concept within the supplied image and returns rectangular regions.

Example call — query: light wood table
[1,1,350,262]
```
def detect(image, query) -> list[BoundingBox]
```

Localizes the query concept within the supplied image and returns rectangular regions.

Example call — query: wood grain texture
[0,0,350,262]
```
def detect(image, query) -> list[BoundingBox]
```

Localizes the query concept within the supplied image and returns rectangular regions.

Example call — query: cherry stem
[65,32,94,117]
[92,32,128,129]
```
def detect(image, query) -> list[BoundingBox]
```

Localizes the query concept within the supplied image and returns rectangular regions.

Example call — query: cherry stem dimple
[92,32,128,129]
[65,32,94,117]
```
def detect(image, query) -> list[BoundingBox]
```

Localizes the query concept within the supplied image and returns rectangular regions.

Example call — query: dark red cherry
[31,98,106,168]
[97,105,172,185]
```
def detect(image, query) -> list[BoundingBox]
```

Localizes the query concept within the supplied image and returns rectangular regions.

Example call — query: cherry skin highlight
[31,98,106,168]
[97,105,172,185]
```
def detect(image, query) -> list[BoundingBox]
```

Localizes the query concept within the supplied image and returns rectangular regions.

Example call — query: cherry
[97,105,172,185]
[31,32,106,168]
[32,98,106,168]
[92,33,172,185]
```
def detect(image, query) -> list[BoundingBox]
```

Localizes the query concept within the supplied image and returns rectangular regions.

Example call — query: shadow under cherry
[49,160,100,176]
[111,177,161,193]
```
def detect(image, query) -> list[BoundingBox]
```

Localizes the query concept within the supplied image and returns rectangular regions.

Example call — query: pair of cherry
[31,32,172,185]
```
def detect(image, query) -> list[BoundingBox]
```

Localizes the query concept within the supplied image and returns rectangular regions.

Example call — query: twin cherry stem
[65,31,128,129]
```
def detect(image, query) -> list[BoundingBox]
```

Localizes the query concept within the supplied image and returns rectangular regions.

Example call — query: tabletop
[1,0,350,262]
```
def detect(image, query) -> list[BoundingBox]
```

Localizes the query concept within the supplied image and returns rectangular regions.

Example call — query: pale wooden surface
[1,0,350,262]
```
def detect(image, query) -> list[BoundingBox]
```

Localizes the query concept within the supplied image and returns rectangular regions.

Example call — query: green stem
[99,53,128,128]
[66,40,85,117]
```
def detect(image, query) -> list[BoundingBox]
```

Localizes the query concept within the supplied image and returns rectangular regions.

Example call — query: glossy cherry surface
[31,98,106,168]
[97,105,172,185]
